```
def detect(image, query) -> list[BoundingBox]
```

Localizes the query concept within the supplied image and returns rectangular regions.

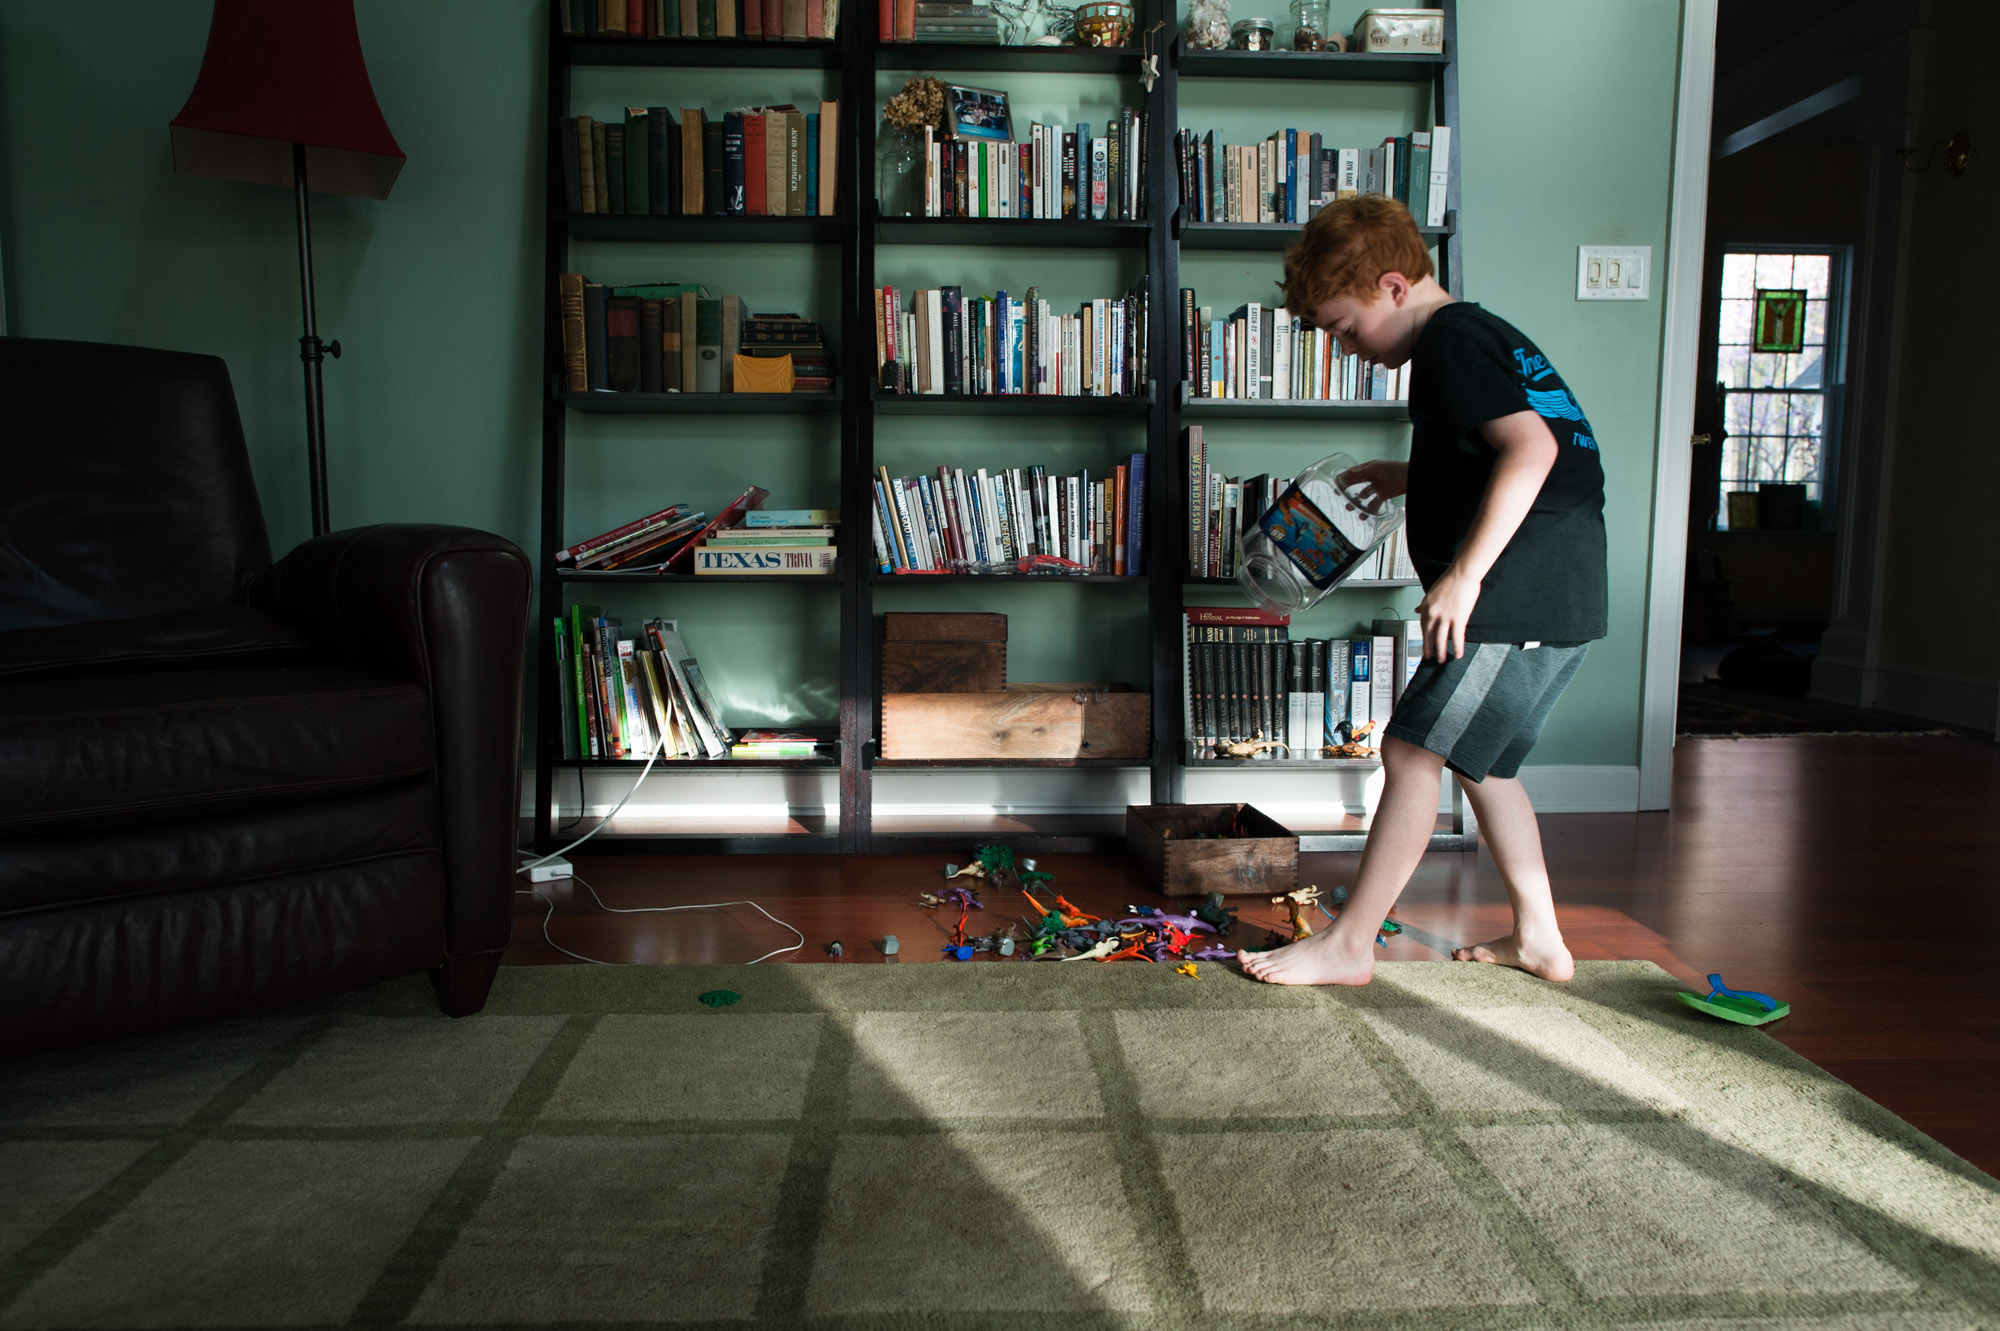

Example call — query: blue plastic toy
[1676,974,1790,1026]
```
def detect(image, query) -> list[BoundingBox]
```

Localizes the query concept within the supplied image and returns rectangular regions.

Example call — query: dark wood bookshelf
[876,216,1151,247]
[565,214,842,244]
[874,42,1140,74]
[561,34,841,67]
[1176,216,1454,249]
[871,386,1154,415]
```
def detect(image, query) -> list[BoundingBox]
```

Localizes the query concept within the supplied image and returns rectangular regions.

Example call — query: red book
[628,0,644,33]
[764,0,784,40]
[878,0,893,40]
[664,486,771,573]
[558,502,692,564]
[744,0,762,36]
[744,115,767,215]
[1185,606,1290,627]
[894,0,913,41]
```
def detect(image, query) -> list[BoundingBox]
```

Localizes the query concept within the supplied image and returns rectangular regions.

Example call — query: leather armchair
[0,336,533,1056]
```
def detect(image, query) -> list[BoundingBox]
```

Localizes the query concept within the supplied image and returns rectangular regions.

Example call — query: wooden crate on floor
[1126,803,1298,897]
[879,684,1151,760]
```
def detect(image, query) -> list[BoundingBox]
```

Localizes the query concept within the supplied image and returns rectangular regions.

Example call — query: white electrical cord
[517,873,804,966]
[517,731,671,875]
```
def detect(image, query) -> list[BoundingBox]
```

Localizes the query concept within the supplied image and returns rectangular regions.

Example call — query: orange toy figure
[1273,885,1323,941]
[1054,894,1100,925]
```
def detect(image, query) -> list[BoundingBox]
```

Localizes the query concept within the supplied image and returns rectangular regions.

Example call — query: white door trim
[1637,0,1719,810]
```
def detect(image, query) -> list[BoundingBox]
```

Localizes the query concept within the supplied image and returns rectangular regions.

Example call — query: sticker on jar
[1263,484,1364,588]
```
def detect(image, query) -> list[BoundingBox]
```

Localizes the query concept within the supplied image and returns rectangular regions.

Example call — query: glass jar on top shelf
[1288,0,1328,49]
[877,122,924,219]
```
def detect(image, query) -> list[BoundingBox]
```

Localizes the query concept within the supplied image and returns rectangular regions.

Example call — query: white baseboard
[521,764,1646,819]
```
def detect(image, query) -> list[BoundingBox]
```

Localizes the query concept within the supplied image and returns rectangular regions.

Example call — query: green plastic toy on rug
[1677,973,1790,1026]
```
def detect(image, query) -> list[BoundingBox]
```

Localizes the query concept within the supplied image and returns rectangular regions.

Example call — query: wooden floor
[507,732,2000,1178]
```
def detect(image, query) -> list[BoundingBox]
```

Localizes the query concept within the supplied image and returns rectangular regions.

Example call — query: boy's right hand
[1337,460,1409,509]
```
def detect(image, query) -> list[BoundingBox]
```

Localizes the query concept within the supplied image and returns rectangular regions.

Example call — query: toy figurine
[826,939,843,958]
[1214,730,1291,760]
[1274,884,1322,941]
[1175,961,1200,979]
[1193,891,1239,936]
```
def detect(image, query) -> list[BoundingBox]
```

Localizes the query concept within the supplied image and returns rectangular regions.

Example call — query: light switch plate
[1577,245,1650,300]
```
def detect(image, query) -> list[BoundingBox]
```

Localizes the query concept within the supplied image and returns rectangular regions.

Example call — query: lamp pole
[292,142,338,538]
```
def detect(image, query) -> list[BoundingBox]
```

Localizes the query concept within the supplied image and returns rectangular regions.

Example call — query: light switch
[1578,245,1651,300]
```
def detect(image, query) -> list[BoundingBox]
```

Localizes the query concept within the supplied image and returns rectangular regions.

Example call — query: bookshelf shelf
[1176,217,1453,249]
[876,216,1152,248]
[1186,754,1383,770]
[1178,389,1408,420]
[871,386,1153,415]
[562,35,842,67]
[872,572,1143,583]
[1176,45,1448,82]
[1183,577,1421,589]
[871,757,1152,769]
[565,214,843,243]
[556,750,838,768]
[561,390,842,414]
[874,42,1140,74]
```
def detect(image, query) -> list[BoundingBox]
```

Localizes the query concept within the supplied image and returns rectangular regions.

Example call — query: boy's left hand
[1417,568,1481,662]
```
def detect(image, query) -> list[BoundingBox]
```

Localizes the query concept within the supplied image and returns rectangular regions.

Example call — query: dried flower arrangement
[882,76,947,131]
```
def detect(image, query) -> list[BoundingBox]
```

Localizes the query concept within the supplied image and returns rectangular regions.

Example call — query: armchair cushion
[0,606,309,682]
[0,666,432,837]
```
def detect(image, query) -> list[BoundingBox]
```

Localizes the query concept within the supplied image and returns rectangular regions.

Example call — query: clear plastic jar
[1237,452,1404,614]
[1289,0,1328,49]
[1229,17,1275,49]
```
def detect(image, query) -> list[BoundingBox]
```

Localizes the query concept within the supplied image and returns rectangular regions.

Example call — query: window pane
[1751,393,1787,435]
[1722,253,1757,299]
[1724,392,1752,435]
[1749,352,1787,387]
[1720,298,1752,342]
[1786,351,1823,389]
[1795,254,1830,298]
[1755,254,1792,288]
[1749,437,1788,480]
[1719,438,1745,482]
[1718,346,1749,389]
[1789,394,1824,438]
[1804,299,1827,348]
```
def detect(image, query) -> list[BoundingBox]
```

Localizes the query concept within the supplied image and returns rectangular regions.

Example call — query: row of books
[1183,608,1424,759]
[870,458,1146,575]
[1182,427,1416,582]
[563,102,839,219]
[1180,293,1410,401]
[555,609,736,761]
[910,111,1148,221]
[558,278,835,395]
[874,285,1148,397]
[1175,127,1452,228]
[562,0,839,41]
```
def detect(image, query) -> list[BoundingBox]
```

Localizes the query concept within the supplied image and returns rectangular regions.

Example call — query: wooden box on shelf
[879,684,1151,760]
[1125,803,1299,898]
[880,612,1007,693]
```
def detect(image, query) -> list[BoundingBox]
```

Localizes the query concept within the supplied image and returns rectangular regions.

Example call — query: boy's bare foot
[1450,933,1575,982]
[1237,931,1375,986]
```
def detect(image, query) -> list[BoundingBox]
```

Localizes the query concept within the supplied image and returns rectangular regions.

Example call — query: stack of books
[729,730,823,758]
[556,502,707,573]
[912,0,999,41]
[691,506,840,576]
[740,314,834,393]
[563,101,840,220]
[874,284,1147,397]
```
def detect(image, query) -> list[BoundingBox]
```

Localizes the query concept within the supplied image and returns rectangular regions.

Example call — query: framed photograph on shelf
[946,84,1012,141]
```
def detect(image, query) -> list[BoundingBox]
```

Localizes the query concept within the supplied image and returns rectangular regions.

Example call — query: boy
[1239,196,1607,987]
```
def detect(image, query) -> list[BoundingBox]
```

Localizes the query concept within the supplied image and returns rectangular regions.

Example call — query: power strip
[528,856,573,883]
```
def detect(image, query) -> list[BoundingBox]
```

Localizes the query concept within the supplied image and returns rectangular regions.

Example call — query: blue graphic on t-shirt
[1525,385,1586,422]
[1513,348,1555,382]
[1573,433,1599,451]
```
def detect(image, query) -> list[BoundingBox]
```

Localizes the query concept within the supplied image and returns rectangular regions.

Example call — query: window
[1715,248,1847,529]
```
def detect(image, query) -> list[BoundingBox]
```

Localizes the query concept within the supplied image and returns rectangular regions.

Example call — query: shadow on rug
[3,961,1997,1329]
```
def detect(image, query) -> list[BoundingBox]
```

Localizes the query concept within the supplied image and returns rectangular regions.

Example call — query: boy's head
[1278,195,1434,314]
[1280,196,1441,368]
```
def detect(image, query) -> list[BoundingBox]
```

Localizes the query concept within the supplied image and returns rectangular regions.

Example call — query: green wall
[0,0,1691,774]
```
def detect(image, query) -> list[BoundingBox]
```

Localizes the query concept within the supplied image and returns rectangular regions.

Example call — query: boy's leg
[1239,735,1445,986]
[1446,772,1575,982]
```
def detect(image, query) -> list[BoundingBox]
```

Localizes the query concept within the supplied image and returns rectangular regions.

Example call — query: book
[645,619,731,756]
[694,546,837,573]
[705,525,835,540]
[664,485,770,573]
[747,508,838,526]
[695,297,723,392]
[818,100,839,215]
[558,502,692,564]
[680,109,704,214]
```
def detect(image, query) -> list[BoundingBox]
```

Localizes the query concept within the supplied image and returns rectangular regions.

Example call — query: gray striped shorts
[1383,641,1589,782]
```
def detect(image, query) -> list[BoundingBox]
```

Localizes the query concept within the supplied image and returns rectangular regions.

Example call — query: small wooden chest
[1125,803,1299,897]
[880,612,1007,693]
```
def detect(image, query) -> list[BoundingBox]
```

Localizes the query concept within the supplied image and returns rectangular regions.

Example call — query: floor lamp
[169,0,405,538]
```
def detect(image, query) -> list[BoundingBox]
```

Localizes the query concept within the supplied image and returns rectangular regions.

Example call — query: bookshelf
[532,0,1465,854]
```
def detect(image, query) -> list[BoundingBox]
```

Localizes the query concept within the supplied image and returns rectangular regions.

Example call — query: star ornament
[1140,51,1160,92]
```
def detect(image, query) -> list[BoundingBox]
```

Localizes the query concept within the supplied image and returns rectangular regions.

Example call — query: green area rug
[3,961,1996,1329]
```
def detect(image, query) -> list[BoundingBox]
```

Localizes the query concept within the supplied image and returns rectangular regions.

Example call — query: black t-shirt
[1404,302,1608,643]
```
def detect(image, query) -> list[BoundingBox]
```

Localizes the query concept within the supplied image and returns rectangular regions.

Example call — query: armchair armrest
[246,525,533,958]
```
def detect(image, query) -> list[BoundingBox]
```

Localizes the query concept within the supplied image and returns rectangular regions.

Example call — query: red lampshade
[169,0,405,201]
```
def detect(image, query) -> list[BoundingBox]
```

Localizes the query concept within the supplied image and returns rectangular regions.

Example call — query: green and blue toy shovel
[1677,973,1790,1026]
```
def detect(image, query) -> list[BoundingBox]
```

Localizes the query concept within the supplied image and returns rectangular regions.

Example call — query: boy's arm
[1417,409,1559,662]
